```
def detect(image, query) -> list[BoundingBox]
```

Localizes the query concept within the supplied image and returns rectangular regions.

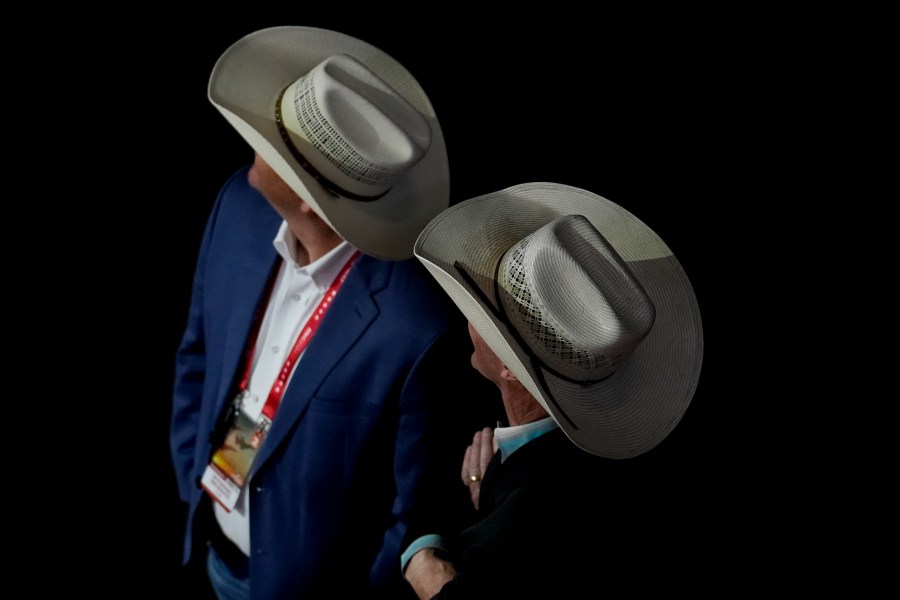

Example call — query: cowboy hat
[208,26,449,260]
[414,182,703,459]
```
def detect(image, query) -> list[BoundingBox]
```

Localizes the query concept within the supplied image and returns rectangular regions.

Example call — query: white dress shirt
[215,221,355,555]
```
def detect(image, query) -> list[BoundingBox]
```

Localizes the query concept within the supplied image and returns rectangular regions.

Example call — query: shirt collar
[273,221,357,288]
[494,417,558,462]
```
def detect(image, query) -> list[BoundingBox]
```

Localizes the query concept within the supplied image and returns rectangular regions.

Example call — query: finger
[479,427,494,474]
[468,430,482,477]
[461,444,474,484]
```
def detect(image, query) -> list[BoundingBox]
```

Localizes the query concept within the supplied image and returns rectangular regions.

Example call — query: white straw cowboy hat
[414,182,703,459]
[208,26,448,260]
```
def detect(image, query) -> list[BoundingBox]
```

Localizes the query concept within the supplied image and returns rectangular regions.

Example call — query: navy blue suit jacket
[170,167,497,598]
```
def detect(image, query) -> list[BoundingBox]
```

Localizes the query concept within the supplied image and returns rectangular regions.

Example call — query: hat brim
[415,182,703,458]
[208,26,449,260]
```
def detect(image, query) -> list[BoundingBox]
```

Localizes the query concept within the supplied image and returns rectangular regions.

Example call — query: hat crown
[278,54,432,198]
[499,215,656,382]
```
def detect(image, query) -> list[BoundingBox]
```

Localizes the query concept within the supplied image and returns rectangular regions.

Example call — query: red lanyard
[238,249,360,420]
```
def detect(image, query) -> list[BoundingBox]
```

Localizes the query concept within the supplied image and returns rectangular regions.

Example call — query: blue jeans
[207,546,250,600]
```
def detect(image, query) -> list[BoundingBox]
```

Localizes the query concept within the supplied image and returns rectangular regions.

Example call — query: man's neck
[501,387,549,427]
[286,217,344,266]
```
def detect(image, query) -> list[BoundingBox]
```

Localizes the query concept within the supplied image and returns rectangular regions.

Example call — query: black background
[54,11,766,593]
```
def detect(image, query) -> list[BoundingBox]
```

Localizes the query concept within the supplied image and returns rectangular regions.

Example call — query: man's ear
[499,365,519,382]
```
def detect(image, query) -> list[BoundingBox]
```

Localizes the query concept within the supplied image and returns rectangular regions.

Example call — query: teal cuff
[400,534,447,574]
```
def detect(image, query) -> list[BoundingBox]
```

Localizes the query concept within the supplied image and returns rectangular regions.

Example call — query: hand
[404,548,456,599]
[461,427,496,510]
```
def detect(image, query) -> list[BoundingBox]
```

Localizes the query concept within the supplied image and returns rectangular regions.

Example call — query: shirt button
[271,346,280,354]
[292,293,301,301]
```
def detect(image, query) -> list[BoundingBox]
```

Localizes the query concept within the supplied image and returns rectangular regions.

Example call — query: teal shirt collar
[494,417,558,462]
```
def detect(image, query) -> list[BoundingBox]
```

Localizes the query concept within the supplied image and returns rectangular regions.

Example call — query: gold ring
[469,474,480,483]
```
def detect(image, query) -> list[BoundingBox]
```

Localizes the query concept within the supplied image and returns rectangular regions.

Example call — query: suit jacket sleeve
[168,175,227,502]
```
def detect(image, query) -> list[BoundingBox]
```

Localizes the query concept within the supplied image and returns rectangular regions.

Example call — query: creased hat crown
[499,215,656,382]
[277,54,432,199]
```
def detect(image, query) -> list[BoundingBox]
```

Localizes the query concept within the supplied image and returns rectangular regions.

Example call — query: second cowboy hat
[415,182,704,459]
[208,26,449,260]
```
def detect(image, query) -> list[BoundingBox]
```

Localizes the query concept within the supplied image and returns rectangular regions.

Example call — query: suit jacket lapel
[250,257,385,475]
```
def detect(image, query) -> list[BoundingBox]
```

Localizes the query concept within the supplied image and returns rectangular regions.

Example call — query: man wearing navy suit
[170,27,496,599]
